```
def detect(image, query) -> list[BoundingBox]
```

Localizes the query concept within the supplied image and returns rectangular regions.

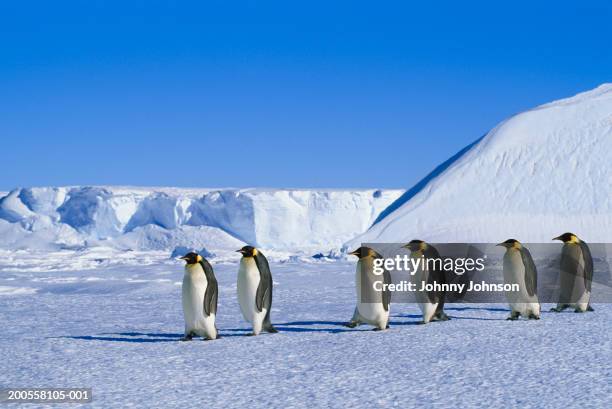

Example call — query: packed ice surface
[351,84,612,247]
[0,187,402,253]
[0,257,610,408]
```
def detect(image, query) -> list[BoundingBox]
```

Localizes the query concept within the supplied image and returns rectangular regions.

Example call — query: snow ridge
[0,187,402,252]
[352,84,612,245]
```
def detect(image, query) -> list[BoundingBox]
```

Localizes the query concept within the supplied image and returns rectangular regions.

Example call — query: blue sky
[1,0,611,191]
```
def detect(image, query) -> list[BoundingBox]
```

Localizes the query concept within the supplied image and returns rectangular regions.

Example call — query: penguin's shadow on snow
[393,309,508,322]
[225,320,370,334]
[56,335,178,343]
[56,332,245,343]
[391,314,423,319]
[446,316,505,322]
[390,314,446,324]
[107,331,245,338]
[278,319,421,329]
[444,306,509,313]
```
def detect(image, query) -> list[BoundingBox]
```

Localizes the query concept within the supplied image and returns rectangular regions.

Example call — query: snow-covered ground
[1,256,610,408]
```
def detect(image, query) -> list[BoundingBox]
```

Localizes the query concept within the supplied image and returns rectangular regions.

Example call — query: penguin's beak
[495,242,505,247]
[552,236,562,241]
[236,249,245,254]
[348,249,360,257]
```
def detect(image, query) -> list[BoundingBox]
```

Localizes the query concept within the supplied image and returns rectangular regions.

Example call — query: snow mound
[170,246,215,259]
[351,84,612,245]
[0,187,402,252]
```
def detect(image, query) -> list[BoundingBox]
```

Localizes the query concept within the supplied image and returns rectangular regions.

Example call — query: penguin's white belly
[182,265,216,338]
[503,251,539,315]
[238,259,266,323]
[355,261,389,325]
[573,291,591,311]
[357,302,388,325]
[418,301,439,322]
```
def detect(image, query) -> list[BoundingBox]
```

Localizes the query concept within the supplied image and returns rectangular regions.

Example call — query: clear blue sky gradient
[1,1,611,190]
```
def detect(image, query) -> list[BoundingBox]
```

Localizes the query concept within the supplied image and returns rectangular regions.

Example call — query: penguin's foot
[418,321,428,325]
[506,312,520,321]
[386,324,390,329]
[372,327,387,331]
[528,313,540,320]
[344,321,359,328]
[587,305,595,312]
[266,326,278,334]
[574,308,586,313]
[550,305,568,312]
[246,333,258,336]
[434,312,450,321]
[180,335,193,342]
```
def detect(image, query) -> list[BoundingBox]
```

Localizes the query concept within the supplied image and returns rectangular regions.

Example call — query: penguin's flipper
[382,268,392,312]
[199,259,218,316]
[520,247,538,297]
[254,253,273,313]
[203,278,218,316]
[424,245,445,307]
[255,279,269,312]
[579,241,593,292]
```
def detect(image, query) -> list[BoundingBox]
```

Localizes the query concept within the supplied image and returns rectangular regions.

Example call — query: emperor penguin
[236,246,278,335]
[551,232,594,313]
[345,246,391,331]
[179,252,218,341]
[403,240,450,324]
[497,239,540,320]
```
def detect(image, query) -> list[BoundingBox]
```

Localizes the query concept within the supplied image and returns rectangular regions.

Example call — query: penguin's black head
[237,246,258,257]
[348,246,381,259]
[180,252,202,265]
[553,232,578,243]
[496,239,520,248]
[402,240,426,252]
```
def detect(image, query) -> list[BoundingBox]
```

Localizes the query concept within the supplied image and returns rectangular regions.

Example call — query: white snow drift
[352,84,612,246]
[0,187,402,252]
